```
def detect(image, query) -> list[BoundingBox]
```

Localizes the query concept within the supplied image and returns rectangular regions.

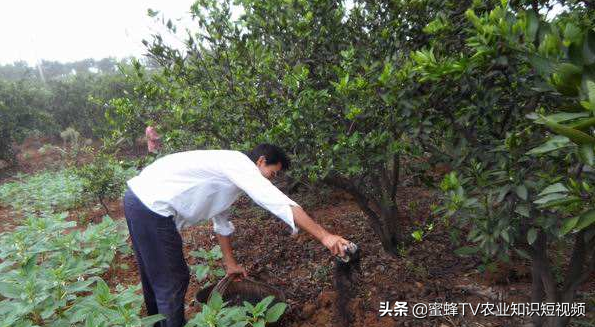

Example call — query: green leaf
[543,117,595,145]
[540,112,589,123]
[265,303,287,323]
[527,228,538,245]
[378,63,393,85]
[538,183,569,196]
[209,291,224,311]
[570,117,595,131]
[194,265,209,281]
[411,230,423,242]
[563,23,582,46]
[496,185,511,203]
[579,144,594,165]
[575,209,595,231]
[22,254,38,273]
[560,216,580,236]
[569,42,584,66]
[515,185,528,200]
[553,63,582,96]
[501,229,510,243]
[243,301,254,312]
[213,268,226,278]
[534,192,568,204]
[527,135,570,155]
[141,314,167,326]
[529,54,554,77]
[346,106,362,120]
[255,296,275,314]
[586,79,595,110]
[0,282,21,299]
[66,279,95,293]
[454,246,478,256]
[515,204,530,217]
[147,9,160,18]
[525,10,539,43]
[537,196,581,209]
[68,307,88,323]
[41,303,59,319]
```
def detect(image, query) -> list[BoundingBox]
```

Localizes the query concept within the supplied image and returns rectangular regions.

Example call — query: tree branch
[531,231,558,302]
[323,175,382,228]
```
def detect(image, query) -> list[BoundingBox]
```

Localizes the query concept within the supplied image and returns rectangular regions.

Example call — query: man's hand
[321,234,351,257]
[225,261,248,281]
[215,233,247,281]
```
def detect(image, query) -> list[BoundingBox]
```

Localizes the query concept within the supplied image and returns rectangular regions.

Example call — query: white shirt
[126,150,300,236]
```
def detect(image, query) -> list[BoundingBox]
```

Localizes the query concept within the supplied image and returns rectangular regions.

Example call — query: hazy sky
[0,0,200,65]
[0,1,565,66]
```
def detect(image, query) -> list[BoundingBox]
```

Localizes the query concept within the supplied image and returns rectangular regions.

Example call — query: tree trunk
[531,253,545,327]
[529,229,595,327]
[99,196,110,216]
[531,232,560,327]
[377,205,402,256]
[323,176,403,256]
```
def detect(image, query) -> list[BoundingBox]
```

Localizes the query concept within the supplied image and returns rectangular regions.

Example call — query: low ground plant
[190,246,226,289]
[0,170,83,215]
[187,292,286,327]
[0,213,164,326]
[75,154,137,215]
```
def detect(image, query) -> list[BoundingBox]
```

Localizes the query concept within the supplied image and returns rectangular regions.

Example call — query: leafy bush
[60,127,80,144]
[424,2,595,326]
[75,154,137,214]
[0,79,57,163]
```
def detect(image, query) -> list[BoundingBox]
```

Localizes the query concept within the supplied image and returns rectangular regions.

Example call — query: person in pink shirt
[145,125,161,154]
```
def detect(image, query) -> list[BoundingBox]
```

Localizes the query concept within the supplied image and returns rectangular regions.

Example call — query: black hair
[246,143,291,170]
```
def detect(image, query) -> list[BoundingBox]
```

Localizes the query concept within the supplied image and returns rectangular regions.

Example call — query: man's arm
[215,206,350,280]
[291,205,350,257]
[220,158,351,261]
[212,210,246,280]
[216,233,247,280]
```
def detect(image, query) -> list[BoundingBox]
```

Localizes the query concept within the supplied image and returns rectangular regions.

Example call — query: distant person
[145,125,161,154]
[123,144,351,327]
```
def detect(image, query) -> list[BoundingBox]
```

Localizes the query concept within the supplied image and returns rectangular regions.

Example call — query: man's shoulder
[171,149,251,164]
[220,150,252,164]
[180,149,245,157]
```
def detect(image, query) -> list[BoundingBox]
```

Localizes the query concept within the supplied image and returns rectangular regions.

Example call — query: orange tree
[418,1,594,326]
[106,0,476,255]
[0,79,55,163]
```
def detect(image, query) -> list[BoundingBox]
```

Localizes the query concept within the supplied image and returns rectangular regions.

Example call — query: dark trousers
[123,188,189,327]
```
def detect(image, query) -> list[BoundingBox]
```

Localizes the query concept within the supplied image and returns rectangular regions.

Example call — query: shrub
[75,154,136,215]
